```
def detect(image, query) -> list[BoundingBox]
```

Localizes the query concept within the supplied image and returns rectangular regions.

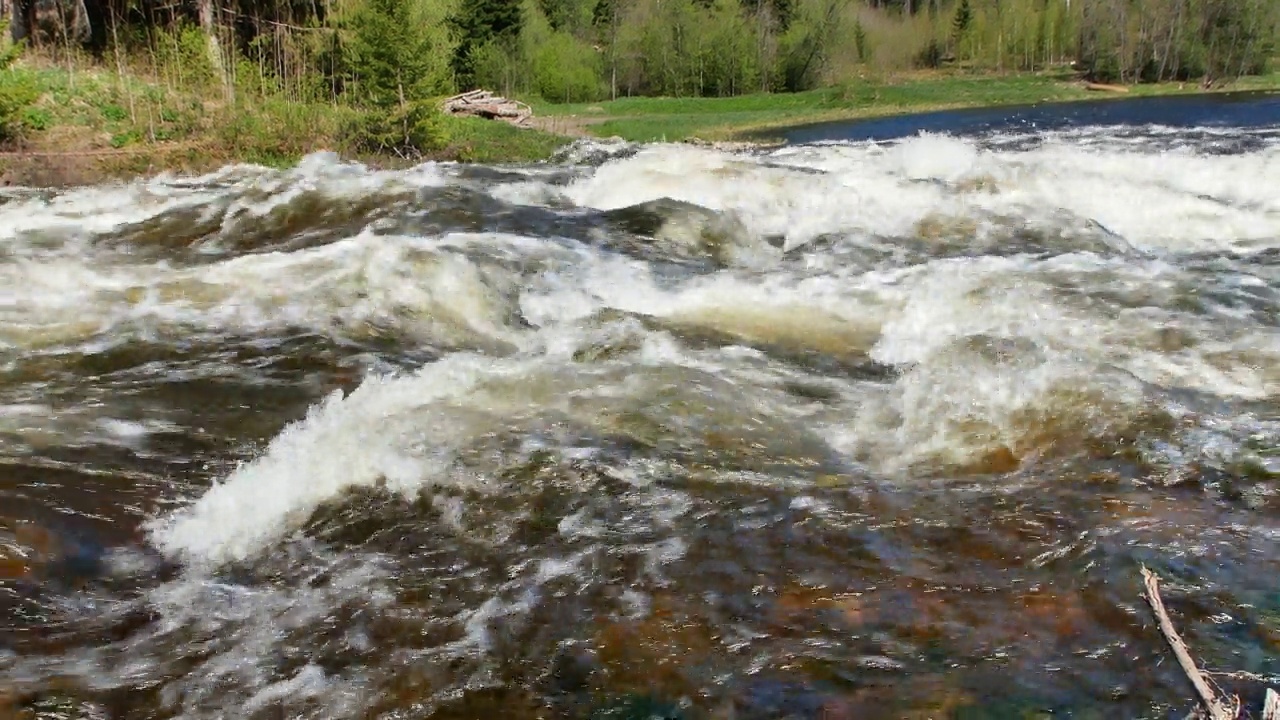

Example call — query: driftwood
[1264,689,1280,720]
[1141,566,1240,720]
[442,89,533,126]
[1084,81,1130,93]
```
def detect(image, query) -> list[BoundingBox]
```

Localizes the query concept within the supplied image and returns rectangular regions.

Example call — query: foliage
[531,31,605,102]
[337,0,451,156]
[440,114,568,162]
[346,0,449,108]
[150,23,218,90]
[2,0,1279,169]
[1075,0,1279,82]
[450,0,524,88]
[0,25,41,143]
[342,99,449,158]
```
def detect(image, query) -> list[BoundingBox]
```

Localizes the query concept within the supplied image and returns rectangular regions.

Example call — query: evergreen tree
[449,0,524,89]
[539,0,594,32]
[952,0,967,52]
[952,0,972,43]
[344,0,448,156]
[347,0,440,108]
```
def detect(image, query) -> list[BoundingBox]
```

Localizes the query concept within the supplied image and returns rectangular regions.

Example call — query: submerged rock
[597,198,779,268]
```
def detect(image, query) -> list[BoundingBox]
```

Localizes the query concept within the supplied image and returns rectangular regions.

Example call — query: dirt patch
[524,114,610,138]
[0,143,229,188]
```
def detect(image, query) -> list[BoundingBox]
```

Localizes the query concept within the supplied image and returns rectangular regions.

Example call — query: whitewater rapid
[2,126,1278,719]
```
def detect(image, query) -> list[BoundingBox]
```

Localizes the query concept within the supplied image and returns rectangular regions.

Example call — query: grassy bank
[0,53,570,186]
[531,68,1280,143]
[3,53,1280,187]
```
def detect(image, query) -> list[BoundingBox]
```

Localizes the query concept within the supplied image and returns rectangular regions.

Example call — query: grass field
[529,69,1280,143]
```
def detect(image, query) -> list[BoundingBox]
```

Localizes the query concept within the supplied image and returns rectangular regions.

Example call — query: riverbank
[531,68,1280,143]
[0,58,567,187]
[3,58,1279,187]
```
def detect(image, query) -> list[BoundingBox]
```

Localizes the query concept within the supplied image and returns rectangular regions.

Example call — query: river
[2,94,1279,719]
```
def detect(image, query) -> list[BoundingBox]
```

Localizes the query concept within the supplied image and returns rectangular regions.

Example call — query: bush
[151,24,220,90]
[531,31,604,102]
[341,99,449,158]
[0,28,40,143]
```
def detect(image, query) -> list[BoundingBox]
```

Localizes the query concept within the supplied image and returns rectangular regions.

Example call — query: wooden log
[1263,689,1279,720]
[441,89,534,126]
[1141,567,1238,720]
[1084,81,1130,93]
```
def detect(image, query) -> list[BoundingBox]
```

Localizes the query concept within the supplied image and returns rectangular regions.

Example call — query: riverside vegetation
[0,0,1278,181]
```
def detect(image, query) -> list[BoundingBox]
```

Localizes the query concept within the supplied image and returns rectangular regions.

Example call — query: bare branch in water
[1140,566,1237,720]
[1263,688,1280,720]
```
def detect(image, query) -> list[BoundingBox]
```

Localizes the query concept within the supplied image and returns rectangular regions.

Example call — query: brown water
[1,126,1279,719]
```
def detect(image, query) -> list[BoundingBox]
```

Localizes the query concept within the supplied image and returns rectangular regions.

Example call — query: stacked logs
[441,90,533,126]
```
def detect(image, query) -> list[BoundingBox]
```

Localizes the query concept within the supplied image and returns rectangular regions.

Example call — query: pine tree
[952,0,973,42]
[347,0,437,108]
[449,0,524,89]
[344,0,448,156]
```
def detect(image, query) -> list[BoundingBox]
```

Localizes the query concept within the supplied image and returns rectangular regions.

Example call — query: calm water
[2,95,1279,719]
[766,89,1280,146]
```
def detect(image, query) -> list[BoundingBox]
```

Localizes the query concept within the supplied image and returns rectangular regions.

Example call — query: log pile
[441,90,533,126]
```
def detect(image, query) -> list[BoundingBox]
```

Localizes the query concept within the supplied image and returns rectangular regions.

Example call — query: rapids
[2,118,1279,719]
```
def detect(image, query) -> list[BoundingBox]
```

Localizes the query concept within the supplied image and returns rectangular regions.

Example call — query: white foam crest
[518,246,1275,470]
[0,151,449,248]
[0,231,523,353]
[562,144,916,248]
[834,343,1145,474]
[147,322,826,567]
[824,253,1277,470]
[0,183,221,243]
[560,133,1280,254]
[146,352,534,567]
[523,235,1276,402]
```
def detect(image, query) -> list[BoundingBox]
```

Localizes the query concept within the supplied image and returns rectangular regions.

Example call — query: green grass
[6,49,1279,182]
[1,56,572,175]
[442,115,569,163]
[531,69,1280,142]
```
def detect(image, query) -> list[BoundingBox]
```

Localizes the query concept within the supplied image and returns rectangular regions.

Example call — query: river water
[2,98,1279,719]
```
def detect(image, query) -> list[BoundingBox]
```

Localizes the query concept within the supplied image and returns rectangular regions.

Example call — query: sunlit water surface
[2,117,1279,719]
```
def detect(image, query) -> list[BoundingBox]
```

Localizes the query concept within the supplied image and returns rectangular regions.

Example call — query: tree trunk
[197,0,230,98]
[610,3,619,100]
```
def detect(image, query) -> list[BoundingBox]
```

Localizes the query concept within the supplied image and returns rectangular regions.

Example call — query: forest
[1,0,1278,156]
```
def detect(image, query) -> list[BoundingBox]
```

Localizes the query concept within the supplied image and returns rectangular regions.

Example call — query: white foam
[558,132,1280,254]
[0,150,449,244]
[146,353,528,567]
[0,231,524,354]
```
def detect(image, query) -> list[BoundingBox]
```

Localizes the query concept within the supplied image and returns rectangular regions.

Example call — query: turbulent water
[2,122,1279,719]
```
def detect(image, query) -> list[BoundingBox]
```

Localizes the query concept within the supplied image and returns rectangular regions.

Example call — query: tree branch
[1141,566,1237,720]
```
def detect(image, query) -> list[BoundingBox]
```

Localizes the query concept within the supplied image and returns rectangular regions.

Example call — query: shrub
[341,99,449,158]
[0,27,40,143]
[532,31,604,102]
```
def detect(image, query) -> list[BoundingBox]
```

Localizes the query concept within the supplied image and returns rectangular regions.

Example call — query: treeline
[176,0,1275,104]
[7,0,1280,100]
[1,0,1277,144]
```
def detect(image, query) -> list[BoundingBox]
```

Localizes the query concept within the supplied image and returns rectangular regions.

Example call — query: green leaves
[449,0,524,87]
[342,99,448,158]
[341,0,450,155]
[0,28,40,143]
